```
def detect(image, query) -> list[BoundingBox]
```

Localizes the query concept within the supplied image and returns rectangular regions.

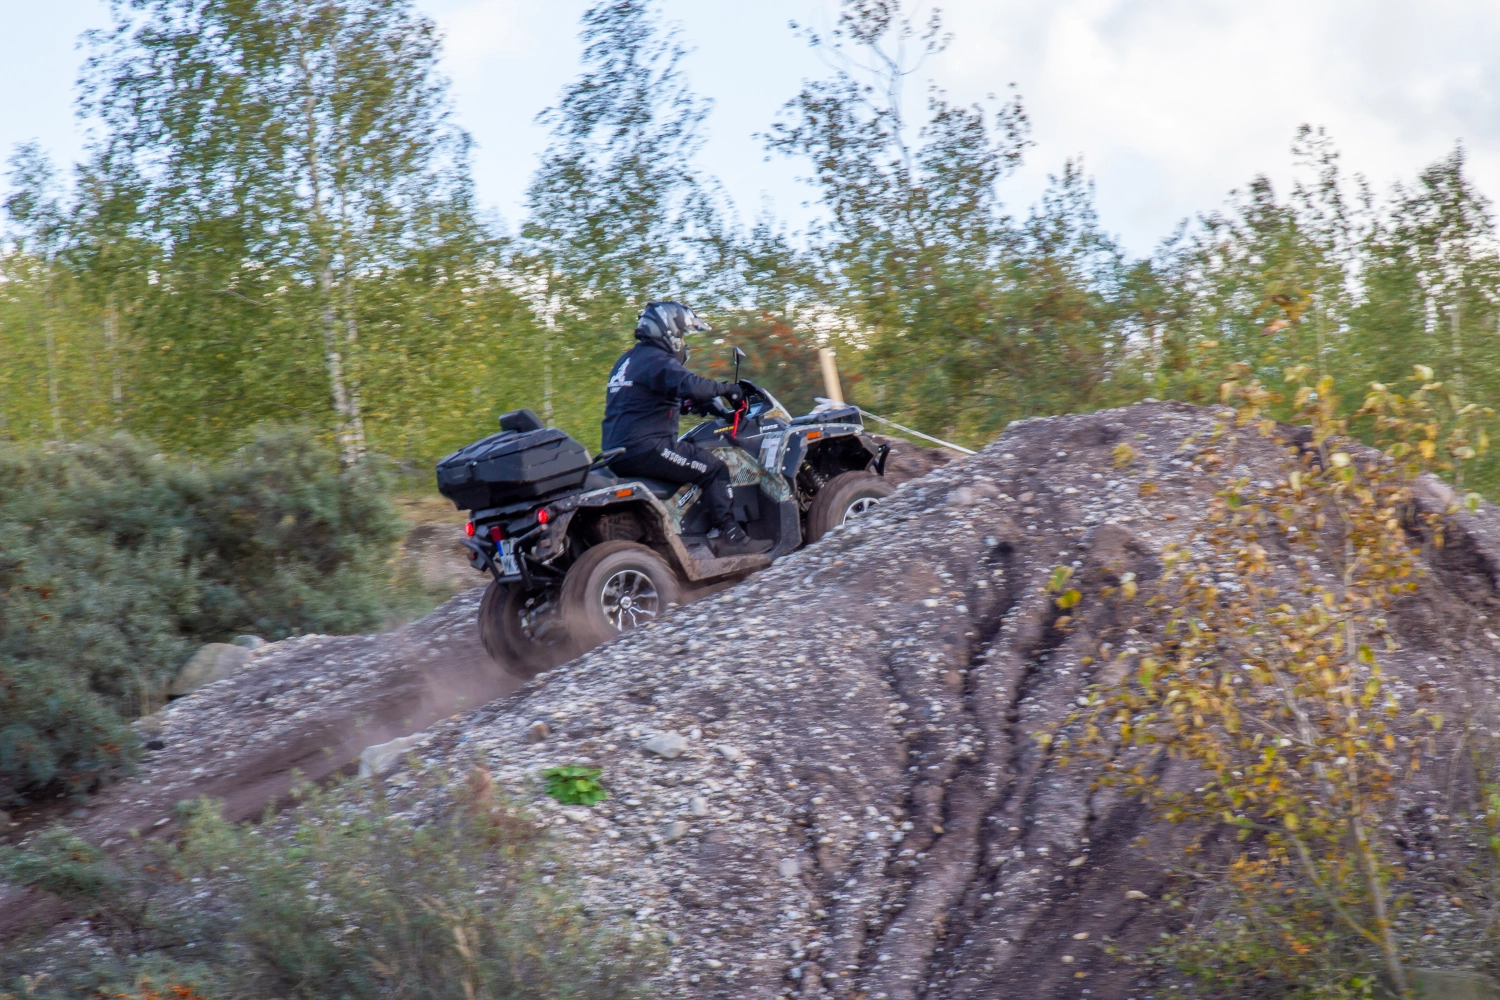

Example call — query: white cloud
[937,0,1500,250]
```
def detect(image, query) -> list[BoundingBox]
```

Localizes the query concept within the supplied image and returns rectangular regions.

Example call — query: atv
[435,371,892,678]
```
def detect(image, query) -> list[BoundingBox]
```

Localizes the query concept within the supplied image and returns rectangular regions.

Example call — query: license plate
[499,538,520,576]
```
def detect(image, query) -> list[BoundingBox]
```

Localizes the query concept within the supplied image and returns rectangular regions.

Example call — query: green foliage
[0,426,412,802]
[765,6,1145,444]
[0,774,654,999]
[513,0,727,448]
[6,0,1500,483]
[697,315,825,414]
[1148,130,1500,495]
[0,0,539,466]
[0,827,196,973]
[0,659,138,806]
[542,766,608,806]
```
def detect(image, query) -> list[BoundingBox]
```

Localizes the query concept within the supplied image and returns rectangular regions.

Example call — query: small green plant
[542,766,608,806]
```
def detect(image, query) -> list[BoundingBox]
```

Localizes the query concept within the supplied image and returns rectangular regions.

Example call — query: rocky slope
[9,402,1500,998]
[376,401,1500,999]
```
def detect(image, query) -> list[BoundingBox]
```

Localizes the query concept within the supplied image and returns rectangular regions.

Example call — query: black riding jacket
[600,341,731,457]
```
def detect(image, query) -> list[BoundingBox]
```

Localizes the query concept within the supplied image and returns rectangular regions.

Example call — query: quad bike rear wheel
[804,470,894,544]
[479,580,576,680]
[559,541,682,654]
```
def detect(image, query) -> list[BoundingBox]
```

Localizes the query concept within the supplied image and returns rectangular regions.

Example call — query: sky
[3,0,1500,257]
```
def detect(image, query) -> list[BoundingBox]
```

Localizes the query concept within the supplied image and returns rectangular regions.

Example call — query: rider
[601,301,774,558]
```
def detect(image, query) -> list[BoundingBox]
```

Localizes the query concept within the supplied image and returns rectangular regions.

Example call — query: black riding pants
[612,439,734,529]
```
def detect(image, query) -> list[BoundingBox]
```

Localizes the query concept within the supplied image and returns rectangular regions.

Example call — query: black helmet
[635,301,710,362]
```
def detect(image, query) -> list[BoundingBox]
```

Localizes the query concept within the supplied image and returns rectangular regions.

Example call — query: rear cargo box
[436,428,590,510]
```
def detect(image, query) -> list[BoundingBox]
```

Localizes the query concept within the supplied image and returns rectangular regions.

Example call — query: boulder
[358,734,423,778]
[169,643,250,697]
[642,732,686,759]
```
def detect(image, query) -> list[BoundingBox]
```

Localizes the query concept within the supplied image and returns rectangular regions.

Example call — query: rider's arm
[648,354,733,403]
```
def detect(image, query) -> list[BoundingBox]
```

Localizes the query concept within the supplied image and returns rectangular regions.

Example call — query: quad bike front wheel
[479,580,576,680]
[559,541,682,654]
[804,470,895,544]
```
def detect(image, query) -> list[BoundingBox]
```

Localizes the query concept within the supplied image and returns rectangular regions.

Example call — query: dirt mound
[373,401,1500,1000]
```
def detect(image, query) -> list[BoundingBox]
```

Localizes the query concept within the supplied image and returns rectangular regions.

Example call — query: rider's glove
[721,383,746,408]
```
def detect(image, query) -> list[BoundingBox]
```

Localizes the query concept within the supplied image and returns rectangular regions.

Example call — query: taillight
[488,525,503,542]
[536,508,550,525]
[465,521,475,537]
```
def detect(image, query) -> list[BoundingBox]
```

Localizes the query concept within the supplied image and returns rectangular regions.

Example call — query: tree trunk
[1451,296,1465,394]
[341,278,367,462]
[319,264,361,465]
[543,290,558,426]
[44,314,62,441]
[104,300,123,422]
[1352,808,1410,998]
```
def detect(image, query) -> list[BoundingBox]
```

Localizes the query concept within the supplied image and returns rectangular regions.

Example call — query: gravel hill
[379,400,1500,999]
[9,400,1500,999]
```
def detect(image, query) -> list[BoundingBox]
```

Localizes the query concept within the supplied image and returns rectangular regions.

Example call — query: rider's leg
[611,442,769,555]
[611,440,732,523]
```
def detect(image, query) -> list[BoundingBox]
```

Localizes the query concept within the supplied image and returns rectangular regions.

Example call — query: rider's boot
[712,520,774,557]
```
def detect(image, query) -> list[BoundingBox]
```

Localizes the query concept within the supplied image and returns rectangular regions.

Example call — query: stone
[949,486,977,507]
[643,732,686,759]
[1124,890,1149,901]
[689,796,710,817]
[717,744,744,762]
[230,634,266,649]
[169,643,251,697]
[778,858,801,878]
[663,820,690,842]
[563,808,593,823]
[358,734,423,778]
[526,721,550,743]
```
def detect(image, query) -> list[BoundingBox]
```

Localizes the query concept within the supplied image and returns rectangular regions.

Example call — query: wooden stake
[818,348,844,404]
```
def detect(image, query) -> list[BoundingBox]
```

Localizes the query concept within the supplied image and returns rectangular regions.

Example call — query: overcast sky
[3,0,1499,257]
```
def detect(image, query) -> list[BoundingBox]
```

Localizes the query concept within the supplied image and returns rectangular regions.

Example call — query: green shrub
[0,773,655,1000]
[0,426,414,802]
[0,658,137,802]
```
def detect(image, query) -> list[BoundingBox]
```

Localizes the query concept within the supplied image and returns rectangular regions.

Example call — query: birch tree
[766,0,1139,441]
[81,0,478,462]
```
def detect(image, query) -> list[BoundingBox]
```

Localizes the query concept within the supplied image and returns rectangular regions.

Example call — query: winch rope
[855,409,977,455]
